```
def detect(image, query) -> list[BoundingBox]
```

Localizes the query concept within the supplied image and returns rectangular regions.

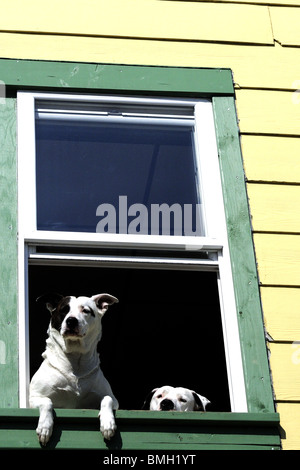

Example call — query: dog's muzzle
[64,316,80,336]
[160,399,174,411]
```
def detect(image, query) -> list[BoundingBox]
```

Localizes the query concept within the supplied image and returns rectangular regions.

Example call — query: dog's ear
[141,388,158,410]
[91,293,119,315]
[192,392,211,411]
[36,292,64,314]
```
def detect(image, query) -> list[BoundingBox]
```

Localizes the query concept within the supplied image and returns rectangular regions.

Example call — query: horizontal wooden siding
[0,0,299,449]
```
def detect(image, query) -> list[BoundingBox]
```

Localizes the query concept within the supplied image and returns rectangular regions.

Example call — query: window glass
[36,118,202,235]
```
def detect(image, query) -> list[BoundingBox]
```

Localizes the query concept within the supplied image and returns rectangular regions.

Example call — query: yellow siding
[253,234,300,286]
[188,0,300,4]
[241,136,300,184]
[247,184,300,233]
[271,7,300,46]
[236,89,300,135]
[261,287,300,341]
[0,0,273,44]
[2,0,300,450]
[276,404,300,451]
[269,343,300,401]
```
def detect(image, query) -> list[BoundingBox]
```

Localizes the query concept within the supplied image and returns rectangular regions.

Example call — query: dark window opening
[29,265,230,412]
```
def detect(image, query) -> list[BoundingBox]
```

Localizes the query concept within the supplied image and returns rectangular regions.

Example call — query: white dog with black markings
[29,292,119,446]
[143,385,210,412]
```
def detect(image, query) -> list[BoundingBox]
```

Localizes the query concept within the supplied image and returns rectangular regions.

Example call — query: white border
[17,92,247,411]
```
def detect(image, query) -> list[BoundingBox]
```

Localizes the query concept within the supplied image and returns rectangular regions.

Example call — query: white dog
[143,386,210,412]
[29,292,119,446]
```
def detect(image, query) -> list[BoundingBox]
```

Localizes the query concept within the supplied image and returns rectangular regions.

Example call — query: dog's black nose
[160,399,174,411]
[66,317,78,329]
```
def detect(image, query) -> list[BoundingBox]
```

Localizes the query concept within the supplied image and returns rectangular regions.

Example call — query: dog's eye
[179,398,187,403]
[60,305,70,314]
[82,307,95,317]
[156,394,162,399]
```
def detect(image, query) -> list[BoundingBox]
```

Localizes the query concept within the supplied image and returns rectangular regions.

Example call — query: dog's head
[37,292,118,350]
[143,386,210,412]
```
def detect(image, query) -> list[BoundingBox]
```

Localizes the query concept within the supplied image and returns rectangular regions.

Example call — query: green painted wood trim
[213,96,275,414]
[0,409,281,450]
[0,59,275,422]
[0,59,234,96]
[1,408,280,426]
[0,97,18,408]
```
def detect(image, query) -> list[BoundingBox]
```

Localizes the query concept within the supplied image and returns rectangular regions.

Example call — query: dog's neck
[42,325,101,378]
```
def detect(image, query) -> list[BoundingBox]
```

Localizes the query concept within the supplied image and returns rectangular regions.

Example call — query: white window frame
[17,91,247,412]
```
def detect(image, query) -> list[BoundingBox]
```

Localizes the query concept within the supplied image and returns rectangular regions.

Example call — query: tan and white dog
[143,385,210,412]
[29,293,119,446]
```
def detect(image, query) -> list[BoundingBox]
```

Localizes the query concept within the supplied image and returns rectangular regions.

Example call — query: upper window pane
[35,102,203,236]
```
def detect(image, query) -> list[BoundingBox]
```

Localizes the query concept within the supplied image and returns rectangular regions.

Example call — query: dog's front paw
[36,418,53,446]
[36,426,53,446]
[99,413,117,440]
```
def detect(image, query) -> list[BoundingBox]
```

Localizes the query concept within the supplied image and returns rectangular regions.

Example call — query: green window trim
[0,95,18,409]
[0,59,234,96]
[0,409,280,450]
[0,59,279,450]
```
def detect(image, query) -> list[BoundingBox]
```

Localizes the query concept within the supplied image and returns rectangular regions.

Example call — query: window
[35,97,202,236]
[17,92,247,412]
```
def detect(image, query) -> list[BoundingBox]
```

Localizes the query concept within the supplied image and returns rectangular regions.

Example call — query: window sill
[0,409,280,450]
